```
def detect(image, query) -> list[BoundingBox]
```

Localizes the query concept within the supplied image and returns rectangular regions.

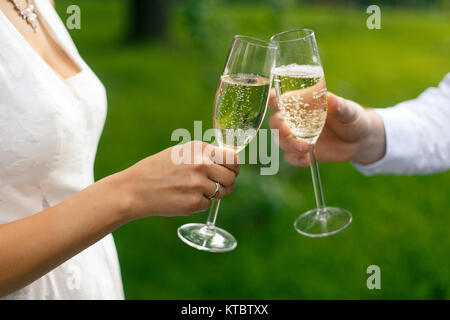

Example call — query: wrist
[96,171,137,224]
[353,109,386,165]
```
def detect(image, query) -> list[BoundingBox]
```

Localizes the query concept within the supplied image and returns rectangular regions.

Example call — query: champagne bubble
[272,64,327,145]
[214,74,271,151]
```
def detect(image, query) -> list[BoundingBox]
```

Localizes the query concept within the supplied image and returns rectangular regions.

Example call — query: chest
[0,1,107,187]
[0,0,81,80]
[0,60,107,187]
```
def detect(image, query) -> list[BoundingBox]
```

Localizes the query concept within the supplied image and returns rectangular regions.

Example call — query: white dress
[0,0,124,299]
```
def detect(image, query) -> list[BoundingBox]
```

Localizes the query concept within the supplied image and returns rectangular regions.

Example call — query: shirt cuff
[351,107,416,176]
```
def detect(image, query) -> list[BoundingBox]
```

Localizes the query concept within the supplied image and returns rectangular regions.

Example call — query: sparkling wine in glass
[271,29,352,237]
[177,36,276,252]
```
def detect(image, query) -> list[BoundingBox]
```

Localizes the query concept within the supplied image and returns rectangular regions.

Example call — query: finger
[269,112,291,138]
[268,88,278,111]
[203,180,226,201]
[188,192,211,214]
[270,112,309,153]
[283,151,311,167]
[195,175,228,202]
[327,92,359,124]
[201,178,221,200]
[183,140,210,164]
[206,164,236,197]
[208,146,240,176]
[203,179,228,201]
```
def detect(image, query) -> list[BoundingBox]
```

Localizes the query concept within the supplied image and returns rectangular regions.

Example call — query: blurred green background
[56,0,450,299]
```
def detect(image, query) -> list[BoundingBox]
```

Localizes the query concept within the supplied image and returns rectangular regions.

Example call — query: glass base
[294,206,352,237]
[177,223,237,253]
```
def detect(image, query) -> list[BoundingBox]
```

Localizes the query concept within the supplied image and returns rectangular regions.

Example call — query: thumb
[327,92,359,124]
[267,88,278,111]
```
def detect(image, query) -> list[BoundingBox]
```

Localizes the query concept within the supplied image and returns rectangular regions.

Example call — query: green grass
[56,0,450,299]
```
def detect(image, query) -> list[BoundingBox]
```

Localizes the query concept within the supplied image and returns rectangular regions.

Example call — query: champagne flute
[177,35,277,252]
[271,29,352,237]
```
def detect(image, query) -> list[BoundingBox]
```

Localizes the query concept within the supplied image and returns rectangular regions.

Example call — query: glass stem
[309,145,326,213]
[206,199,221,230]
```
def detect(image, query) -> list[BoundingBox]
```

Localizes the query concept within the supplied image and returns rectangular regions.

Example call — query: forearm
[353,109,386,165]
[0,173,131,297]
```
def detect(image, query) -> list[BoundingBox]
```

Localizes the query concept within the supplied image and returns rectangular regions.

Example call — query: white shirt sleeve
[353,73,450,175]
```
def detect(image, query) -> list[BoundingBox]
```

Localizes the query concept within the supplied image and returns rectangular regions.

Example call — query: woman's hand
[268,90,386,166]
[0,141,239,296]
[114,141,240,220]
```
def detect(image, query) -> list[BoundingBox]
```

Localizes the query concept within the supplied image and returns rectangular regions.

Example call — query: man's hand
[268,90,386,166]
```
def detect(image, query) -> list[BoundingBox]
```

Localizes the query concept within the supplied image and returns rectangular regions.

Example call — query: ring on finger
[206,182,221,200]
